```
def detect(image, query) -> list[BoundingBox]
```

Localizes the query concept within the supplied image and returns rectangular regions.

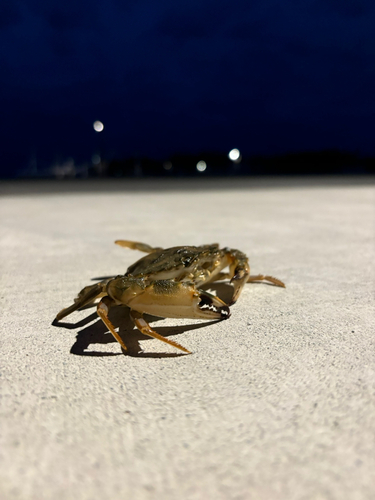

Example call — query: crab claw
[116,280,231,321]
[197,290,230,320]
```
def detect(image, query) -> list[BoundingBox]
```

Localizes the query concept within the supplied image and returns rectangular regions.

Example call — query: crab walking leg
[55,281,108,321]
[130,310,191,354]
[226,249,251,305]
[247,275,286,288]
[203,271,286,297]
[115,240,163,254]
[97,297,128,352]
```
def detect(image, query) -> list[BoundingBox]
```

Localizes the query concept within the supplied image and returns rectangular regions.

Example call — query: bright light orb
[228,148,240,161]
[93,120,104,132]
[196,160,207,172]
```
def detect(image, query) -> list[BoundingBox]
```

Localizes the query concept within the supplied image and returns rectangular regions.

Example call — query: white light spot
[228,148,240,161]
[93,120,104,132]
[196,160,207,172]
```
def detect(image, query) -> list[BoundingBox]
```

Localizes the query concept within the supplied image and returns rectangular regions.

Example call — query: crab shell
[106,244,249,320]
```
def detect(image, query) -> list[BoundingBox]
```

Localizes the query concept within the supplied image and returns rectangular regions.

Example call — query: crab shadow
[53,282,234,358]
[55,308,220,358]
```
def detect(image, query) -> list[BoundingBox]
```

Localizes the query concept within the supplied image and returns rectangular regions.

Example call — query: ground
[0,176,374,500]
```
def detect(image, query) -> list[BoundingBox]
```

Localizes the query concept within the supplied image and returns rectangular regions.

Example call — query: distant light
[163,161,172,170]
[93,120,104,132]
[228,148,240,161]
[92,154,101,165]
[196,160,207,172]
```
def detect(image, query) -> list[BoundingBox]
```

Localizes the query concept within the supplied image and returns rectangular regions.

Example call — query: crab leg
[115,240,163,253]
[97,297,128,352]
[208,272,285,288]
[55,281,108,321]
[247,274,286,288]
[129,310,191,354]
[225,249,251,305]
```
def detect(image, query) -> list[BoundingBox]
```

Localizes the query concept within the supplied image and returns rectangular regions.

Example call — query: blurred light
[92,154,101,165]
[163,161,172,170]
[52,158,76,179]
[196,160,207,172]
[228,148,240,161]
[93,120,104,132]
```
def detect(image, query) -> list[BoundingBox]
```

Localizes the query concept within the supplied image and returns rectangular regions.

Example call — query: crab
[55,240,285,354]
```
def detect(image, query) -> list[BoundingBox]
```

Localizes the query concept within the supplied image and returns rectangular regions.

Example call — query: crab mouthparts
[198,295,230,319]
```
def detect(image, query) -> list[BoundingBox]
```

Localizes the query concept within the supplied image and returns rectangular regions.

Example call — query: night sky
[1,0,375,177]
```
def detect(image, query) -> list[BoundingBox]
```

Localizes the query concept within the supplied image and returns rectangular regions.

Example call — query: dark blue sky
[1,0,374,176]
